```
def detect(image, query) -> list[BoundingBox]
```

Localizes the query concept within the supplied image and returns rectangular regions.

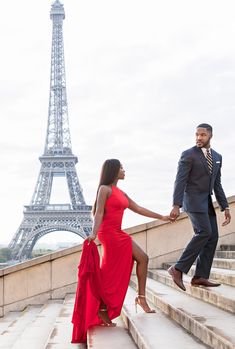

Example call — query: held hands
[161,215,175,222]
[170,206,180,222]
[222,208,231,226]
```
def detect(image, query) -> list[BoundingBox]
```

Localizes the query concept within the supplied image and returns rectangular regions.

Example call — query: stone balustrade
[0,196,234,317]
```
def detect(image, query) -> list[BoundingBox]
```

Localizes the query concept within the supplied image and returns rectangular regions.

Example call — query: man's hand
[170,205,180,222]
[222,208,231,226]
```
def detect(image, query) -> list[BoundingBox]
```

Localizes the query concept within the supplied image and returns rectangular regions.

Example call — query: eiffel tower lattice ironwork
[9,0,92,260]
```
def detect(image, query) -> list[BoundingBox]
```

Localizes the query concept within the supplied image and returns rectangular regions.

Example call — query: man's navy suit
[173,146,228,278]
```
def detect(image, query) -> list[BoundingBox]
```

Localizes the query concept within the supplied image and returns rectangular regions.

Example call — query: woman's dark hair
[92,159,121,215]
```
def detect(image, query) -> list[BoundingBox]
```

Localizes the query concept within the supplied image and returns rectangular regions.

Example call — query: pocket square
[216,161,220,163]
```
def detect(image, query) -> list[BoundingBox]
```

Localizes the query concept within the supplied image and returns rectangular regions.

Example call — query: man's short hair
[197,123,213,133]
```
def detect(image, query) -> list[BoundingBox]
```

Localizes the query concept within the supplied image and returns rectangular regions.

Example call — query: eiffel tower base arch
[9,206,92,260]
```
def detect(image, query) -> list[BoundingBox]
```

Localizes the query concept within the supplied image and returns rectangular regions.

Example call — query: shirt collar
[201,147,211,156]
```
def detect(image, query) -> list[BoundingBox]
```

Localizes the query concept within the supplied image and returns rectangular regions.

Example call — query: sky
[0,0,234,246]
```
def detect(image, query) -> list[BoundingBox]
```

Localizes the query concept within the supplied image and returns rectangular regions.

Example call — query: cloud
[0,0,234,244]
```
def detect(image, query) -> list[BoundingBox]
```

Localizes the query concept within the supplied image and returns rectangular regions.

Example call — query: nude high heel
[135,295,156,313]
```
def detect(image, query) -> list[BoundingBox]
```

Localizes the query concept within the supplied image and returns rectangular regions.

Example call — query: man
[168,123,231,291]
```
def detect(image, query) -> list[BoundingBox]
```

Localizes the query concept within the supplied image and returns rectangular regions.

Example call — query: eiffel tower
[9,0,92,260]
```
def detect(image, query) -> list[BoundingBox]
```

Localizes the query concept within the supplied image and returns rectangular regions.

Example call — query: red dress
[72,185,134,343]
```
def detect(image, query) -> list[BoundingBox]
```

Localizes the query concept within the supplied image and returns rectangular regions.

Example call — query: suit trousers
[175,200,218,279]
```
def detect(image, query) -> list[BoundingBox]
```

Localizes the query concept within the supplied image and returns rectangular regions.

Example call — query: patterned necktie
[206,149,213,174]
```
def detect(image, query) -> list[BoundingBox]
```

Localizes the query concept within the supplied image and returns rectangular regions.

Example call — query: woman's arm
[127,195,172,222]
[88,186,111,241]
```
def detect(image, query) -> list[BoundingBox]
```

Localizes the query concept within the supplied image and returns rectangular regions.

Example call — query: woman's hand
[161,215,175,222]
[86,233,97,243]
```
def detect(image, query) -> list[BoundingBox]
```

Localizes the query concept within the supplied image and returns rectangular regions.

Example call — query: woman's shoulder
[98,185,112,196]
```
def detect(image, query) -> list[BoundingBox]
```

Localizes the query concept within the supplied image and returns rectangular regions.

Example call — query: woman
[72,159,172,343]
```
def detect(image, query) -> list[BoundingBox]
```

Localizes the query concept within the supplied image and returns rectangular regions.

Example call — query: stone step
[0,311,25,336]
[212,258,235,270]
[45,294,86,349]
[130,276,235,349]
[148,269,235,314]
[162,263,235,286]
[122,287,208,349]
[220,245,235,251]
[188,266,235,287]
[45,294,136,349]
[87,316,137,349]
[11,300,63,349]
[0,305,42,348]
[215,251,235,259]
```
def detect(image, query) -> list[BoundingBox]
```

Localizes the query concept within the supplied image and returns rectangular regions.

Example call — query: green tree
[0,248,12,262]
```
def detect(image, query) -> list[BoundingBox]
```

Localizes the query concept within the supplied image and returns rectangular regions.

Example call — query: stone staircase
[90,243,235,349]
[0,244,234,349]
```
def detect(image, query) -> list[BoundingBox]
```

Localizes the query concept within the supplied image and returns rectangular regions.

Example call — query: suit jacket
[173,146,228,213]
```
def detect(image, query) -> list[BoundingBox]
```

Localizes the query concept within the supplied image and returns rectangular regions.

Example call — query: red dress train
[72,185,134,343]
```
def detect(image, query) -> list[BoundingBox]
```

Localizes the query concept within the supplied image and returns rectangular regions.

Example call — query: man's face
[195,127,212,148]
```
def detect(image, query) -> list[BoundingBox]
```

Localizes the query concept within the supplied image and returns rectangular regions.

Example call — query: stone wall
[0,196,234,317]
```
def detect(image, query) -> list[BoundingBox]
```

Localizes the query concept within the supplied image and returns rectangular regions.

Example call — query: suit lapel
[210,149,218,178]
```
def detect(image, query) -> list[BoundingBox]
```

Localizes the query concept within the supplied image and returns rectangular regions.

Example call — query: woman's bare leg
[132,240,155,312]
[132,240,149,295]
